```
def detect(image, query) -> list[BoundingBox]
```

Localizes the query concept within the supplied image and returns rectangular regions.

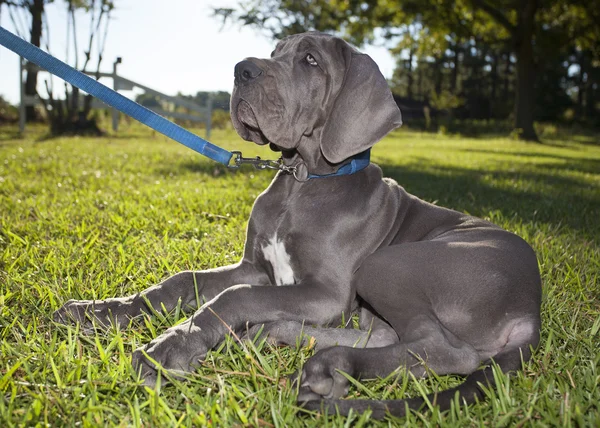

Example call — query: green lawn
[1,123,599,426]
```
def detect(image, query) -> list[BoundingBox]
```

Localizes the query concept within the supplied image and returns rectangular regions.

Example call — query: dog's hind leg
[245,311,398,351]
[298,229,541,417]
[299,315,539,418]
[297,315,482,401]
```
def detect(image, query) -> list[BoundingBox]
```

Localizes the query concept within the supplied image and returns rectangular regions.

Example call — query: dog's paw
[132,322,209,387]
[53,298,136,332]
[296,347,355,402]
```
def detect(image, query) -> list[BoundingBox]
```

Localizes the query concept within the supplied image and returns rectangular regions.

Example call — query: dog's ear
[320,48,402,164]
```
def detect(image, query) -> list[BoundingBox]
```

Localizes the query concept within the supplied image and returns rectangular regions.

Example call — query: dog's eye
[305,53,318,66]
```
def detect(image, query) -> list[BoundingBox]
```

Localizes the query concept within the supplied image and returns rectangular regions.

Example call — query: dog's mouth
[266,143,297,161]
[237,100,259,129]
[234,100,270,146]
[231,98,297,157]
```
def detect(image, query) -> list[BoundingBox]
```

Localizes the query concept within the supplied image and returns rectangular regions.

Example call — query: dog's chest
[260,233,295,286]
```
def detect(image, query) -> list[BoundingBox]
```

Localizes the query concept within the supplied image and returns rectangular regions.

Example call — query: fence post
[111,57,122,131]
[19,59,26,134]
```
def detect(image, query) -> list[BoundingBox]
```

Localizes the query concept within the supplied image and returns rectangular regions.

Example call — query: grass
[1,122,599,426]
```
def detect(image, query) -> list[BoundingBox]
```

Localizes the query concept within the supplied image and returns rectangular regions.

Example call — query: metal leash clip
[229,151,296,175]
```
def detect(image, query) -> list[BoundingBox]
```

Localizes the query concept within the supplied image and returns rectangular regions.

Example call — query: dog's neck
[280,133,369,181]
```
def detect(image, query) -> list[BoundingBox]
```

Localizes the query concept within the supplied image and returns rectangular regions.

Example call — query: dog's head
[231,32,402,173]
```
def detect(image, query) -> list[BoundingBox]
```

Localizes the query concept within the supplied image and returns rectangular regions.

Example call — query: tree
[214,1,374,44]
[214,0,599,139]
[51,0,115,134]
[181,91,231,112]
[548,0,600,124]
[0,0,51,121]
[1,0,115,134]
[0,94,19,123]
[467,0,539,140]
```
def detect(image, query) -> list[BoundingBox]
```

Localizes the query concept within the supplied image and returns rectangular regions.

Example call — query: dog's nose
[234,60,263,83]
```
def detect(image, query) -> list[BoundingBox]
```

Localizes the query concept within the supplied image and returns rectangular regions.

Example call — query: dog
[54,32,542,419]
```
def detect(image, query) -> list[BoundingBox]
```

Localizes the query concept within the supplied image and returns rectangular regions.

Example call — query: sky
[0,0,395,106]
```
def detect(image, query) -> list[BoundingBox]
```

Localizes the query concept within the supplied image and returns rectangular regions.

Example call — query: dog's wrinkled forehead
[270,32,357,64]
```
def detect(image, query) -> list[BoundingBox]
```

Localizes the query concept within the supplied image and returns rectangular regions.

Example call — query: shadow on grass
[458,149,600,174]
[155,150,598,242]
[153,159,270,179]
[379,162,600,244]
[542,132,600,147]
[179,161,233,177]
[158,157,599,242]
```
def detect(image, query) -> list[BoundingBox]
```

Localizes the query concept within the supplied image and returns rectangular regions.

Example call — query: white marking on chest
[261,234,295,286]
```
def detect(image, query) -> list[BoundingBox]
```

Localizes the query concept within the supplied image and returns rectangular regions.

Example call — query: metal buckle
[228,151,296,175]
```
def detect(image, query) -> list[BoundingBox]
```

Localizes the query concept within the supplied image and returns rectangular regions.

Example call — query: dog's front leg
[53,261,269,331]
[133,283,347,386]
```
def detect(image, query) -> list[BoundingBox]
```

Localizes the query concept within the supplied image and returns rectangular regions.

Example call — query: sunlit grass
[1,123,599,425]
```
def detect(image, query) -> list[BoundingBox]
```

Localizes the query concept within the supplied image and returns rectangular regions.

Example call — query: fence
[19,57,212,137]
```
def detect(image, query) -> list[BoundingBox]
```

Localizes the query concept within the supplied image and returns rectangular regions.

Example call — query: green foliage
[214,0,380,45]
[0,95,18,122]
[181,91,231,112]
[134,92,231,130]
[429,90,464,111]
[135,93,161,108]
[211,108,232,130]
[0,124,599,425]
[214,0,600,136]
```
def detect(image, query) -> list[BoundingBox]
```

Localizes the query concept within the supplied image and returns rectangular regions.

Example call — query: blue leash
[0,25,371,178]
[0,25,233,166]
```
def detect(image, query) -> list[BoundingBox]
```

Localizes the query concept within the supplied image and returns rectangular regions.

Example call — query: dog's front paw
[132,322,209,388]
[296,347,355,402]
[53,298,137,332]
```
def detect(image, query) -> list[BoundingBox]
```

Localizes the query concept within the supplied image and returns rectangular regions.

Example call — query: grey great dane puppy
[54,32,542,418]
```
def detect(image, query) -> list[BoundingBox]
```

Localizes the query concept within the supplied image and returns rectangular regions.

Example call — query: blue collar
[306,149,371,180]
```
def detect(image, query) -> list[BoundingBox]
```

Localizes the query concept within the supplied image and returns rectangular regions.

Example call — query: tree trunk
[513,0,538,141]
[24,0,44,122]
[585,67,596,120]
[406,48,414,99]
[417,60,423,101]
[576,51,586,117]
[503,52,511,102]
[434,56,443,96]
[490,52,498,118]
[451,41,460,93]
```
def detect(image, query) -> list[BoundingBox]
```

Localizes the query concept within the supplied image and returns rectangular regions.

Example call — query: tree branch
[0,1,22,7]
[470,0,516,34]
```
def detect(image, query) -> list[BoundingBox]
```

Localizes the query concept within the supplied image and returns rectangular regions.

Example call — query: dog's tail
[300,344,531,420]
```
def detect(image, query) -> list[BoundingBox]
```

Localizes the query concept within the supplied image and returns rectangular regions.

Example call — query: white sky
[0,0,395,105]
